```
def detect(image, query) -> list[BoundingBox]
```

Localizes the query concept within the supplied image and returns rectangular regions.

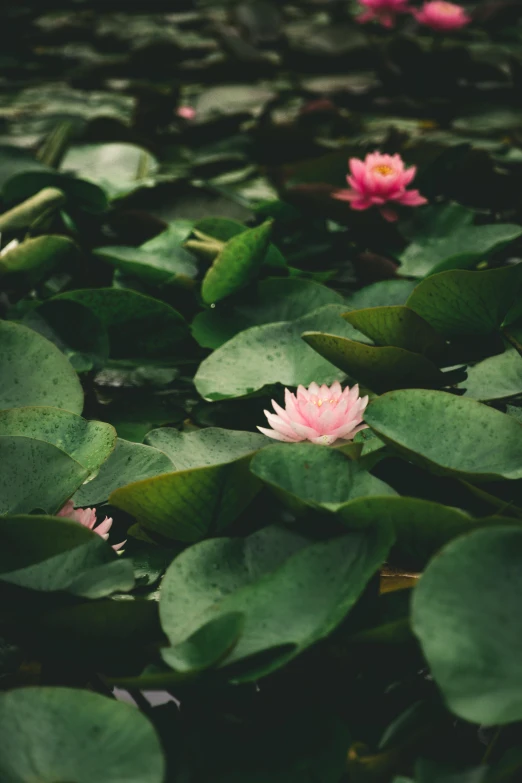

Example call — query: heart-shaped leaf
[194,304,368,401]
[74,438,174,506]
[407,266,522,337]
[110,438,263,542]
[55,289,187,359]
[0,437,89,515]
[462,349,522,401]
[159,524,393,679]
[0,687,164,782]
[250,443,396,512]
[0,515,133,597]
[365,389,522,482]
[302,333,452,394]
[0,320,83,413]
[412,526,522,725]
[95,221,197,285]
[0,407,116,475]
[342,306,446,360]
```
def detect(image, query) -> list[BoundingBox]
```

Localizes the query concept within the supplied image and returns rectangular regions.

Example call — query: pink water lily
[332,151,427,222]
[356,0,411,28]
[413,1,471,30]
[176,105,196,120]
[57,500,125,552]
[258,382,369,446]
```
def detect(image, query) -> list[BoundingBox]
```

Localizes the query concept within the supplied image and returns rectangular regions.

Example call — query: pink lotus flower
[176,105,196,120]
[332,151,427,222]
[57,500,125,552]
[258,382,369,446]
[413,1,471,31]
[356,0,411,28]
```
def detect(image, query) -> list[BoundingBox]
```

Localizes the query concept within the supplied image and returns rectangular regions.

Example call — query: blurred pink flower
[332,151,427,222]
[413,1,471,30]
[176,105,196,120]
[356,0,411,28]
[57,500,125,552]
[258,382,369,446]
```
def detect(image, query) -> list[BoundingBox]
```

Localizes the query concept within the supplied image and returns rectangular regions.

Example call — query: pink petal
[380,207,399,222]
[257,425,298,443]
[395,189,428,206]
[94,517,113,538]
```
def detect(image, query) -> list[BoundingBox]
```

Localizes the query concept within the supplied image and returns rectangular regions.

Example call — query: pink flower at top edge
[57,500,125,552]
[356,0,411,29]
[413,1,471,31]
[332,150,427,222]
[258,381,369,447]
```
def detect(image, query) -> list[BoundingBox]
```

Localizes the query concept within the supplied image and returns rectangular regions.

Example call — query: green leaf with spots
[201,220,273,304]
[95,221,197,285]
[74,438,174,506]
[412,527,522,724]
[342,306,446,361]
[0,320,83,414]
[461,349,522,401]
[192,277,344,350]
[159,524,393,679]
[0,437,89,515]
[250,443,395,513]
[399,203,522,277]
[0,407,116,475]
[0,687,164,782]
[0,515,134,597]
[337,496,518,570]
[110,431,266,541]
[365,389,522,482]
[302,333,452,394]
[145,427,267,470]
[55,288,187,359]
[194,304,369,401]
[406,266,522,337]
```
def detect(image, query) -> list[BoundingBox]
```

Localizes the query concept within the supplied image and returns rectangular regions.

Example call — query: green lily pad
[61,142,159,201]
[412,527,522,724]
[95,221,197,285]
[22,298,110,373]
[250,443,396,513]
[145,427,267,470]
[0,407,116,475]
[159,523,393,679]
[343,306,446,360]
[74,438,174,506]
[110,435,264,542]
[365,389,522,482]
[55,288,187,359]
[302,333,451,394]
[399,203,522,278]
[0,437,89,515]
[407,266,522,337]
[338,496,517,570]
[194,304,368,401]
[0,320,83,414]
[462,349,522,401]
[0,687,164,782]
[192,277,344,350]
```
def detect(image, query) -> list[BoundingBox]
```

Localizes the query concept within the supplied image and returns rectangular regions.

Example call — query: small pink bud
[356,0,411,28]
[176,106,196,120]
[258,382,369,446]
[413,1,471,31]
[57,500,125,552]
[332,150,427,221]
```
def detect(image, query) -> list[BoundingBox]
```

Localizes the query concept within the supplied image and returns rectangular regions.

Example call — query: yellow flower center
[434,2,459,14]
[373,164,395,176]
[313,399,335,407]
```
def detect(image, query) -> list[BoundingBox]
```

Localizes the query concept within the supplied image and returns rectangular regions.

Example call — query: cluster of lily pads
[2,1,522,781]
